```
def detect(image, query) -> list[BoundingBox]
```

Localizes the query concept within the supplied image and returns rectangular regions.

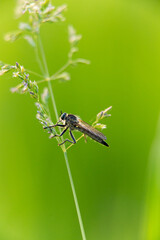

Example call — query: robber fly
[44,112,109,147]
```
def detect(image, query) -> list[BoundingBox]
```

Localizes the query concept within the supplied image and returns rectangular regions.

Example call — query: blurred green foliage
[0,0,160,240]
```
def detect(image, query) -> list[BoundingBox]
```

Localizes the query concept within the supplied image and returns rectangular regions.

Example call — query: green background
[0,0,160,240]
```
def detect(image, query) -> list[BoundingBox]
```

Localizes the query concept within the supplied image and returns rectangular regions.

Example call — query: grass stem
[34,35,45,75]
[25,68,44,78]
[50,61,70,79]
[36,33,87,240]
[63,151,86,240]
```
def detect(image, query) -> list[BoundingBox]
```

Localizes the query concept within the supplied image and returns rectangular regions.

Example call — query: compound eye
[61,112,66,120]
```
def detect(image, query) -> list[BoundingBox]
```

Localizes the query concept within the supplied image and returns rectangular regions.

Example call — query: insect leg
[84,134,87,143]
[50,126,68,138]
[69,130,76,144]
[58,130,76,146]
[44,123,66,129]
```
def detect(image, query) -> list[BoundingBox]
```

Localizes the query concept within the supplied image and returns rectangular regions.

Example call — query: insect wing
[77,119,107,140]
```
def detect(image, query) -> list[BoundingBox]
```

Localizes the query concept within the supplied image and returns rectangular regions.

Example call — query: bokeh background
[0,0,160,240]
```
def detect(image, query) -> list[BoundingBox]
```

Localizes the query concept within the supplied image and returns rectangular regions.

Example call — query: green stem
[36,61,71,84]
[25,68,44,78]
[50,61,70,79]
[47,80,59,122]
[37,33,87,240]
[64,151,86,240]
[38,36,49,77]
[38,36,59,122]
[34,35,45,75]
[36,79,48,84]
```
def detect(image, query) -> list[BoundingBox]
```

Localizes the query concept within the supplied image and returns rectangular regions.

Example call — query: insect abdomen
[101,140,109,147]
[76,127,109,147]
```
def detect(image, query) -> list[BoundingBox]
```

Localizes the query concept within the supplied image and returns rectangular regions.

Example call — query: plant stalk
[64,151,86,240]
[36,33,87,240]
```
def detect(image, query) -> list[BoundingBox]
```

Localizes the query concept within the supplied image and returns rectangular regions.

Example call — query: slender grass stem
[34,36,45,75]
[25,68,44,78]
[47,80,59,122]
[36,79,48,84]
[38,35,60,126]
[36,33,87,240]
[38,36,49,77]
[50,61,70,79]
[36,61,70,84]
[64,151,86,240]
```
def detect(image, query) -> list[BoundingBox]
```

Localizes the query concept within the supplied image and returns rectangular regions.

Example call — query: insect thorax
[66,114,78,129]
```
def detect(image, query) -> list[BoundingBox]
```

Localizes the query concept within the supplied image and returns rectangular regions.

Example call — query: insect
[44,112,109,147]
